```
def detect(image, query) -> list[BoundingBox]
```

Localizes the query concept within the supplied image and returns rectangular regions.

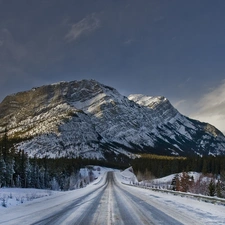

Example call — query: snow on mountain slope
[0,79,225,159]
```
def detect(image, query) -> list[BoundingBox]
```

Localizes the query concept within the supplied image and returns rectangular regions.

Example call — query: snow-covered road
[0,171,225,224]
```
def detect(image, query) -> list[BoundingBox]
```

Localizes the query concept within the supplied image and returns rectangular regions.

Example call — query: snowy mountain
[0,79,225,159]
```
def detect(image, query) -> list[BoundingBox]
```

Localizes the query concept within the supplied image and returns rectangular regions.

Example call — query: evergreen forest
[1,131,225,196]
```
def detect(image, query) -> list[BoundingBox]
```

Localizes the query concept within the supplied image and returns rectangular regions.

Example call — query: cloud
[153,16,165,22]
[0,28,28,62]
[173,99,186,108]
[65,14,100,42]
[178,77,191,88]
[190,80,225,133]
[124,39,135,45]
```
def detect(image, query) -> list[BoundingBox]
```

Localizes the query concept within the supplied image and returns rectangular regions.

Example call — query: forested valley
[131,154,225,178]
[0,132,125,190]
[131,154,225,198]
[1,131,225,197]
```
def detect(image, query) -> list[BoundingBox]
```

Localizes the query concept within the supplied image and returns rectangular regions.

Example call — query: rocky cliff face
[0,79,225,159]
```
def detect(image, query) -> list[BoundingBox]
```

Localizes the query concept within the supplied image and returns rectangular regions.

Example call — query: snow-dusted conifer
[5,157,15,187]
[0,153,6,187]
[50,177,60,191]
[208,179,216,196]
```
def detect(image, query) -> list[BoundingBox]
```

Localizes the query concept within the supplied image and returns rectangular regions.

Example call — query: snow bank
[116,167,138,184]
[0,166,115,210]
[0,188,58,209]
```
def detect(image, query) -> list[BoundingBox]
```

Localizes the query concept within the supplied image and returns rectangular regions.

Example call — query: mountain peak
[0,79,225,159]
[128,94,168,108]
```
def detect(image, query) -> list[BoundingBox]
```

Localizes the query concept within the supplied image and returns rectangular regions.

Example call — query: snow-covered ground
[0,188,57,209]
[116,170,225,224]
[150,171,201,184]
[0,166,115,209]
[0,167,225,224]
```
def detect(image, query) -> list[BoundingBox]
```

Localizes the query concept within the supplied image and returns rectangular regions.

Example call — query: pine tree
[30,158,39,188]
[25,156,31,188]
[50,177,60,191]
[216,180,222,198]
[1,128,9,162]
[5,157,15,187]
[171,175,177,190]
[39,166,46,189]
[208,179,216,196]
[89,169,95,183]
[15,174,21,187]
[19,150,31,187]
[0,152,6,187]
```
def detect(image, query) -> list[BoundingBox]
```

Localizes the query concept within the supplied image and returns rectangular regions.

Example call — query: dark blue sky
[0,0,225,132]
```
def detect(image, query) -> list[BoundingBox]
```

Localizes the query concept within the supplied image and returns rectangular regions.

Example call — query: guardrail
[122,182,225,206]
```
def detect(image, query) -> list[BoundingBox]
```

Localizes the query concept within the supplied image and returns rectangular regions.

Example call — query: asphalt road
[1,172,202,225]
[34,172,185,225]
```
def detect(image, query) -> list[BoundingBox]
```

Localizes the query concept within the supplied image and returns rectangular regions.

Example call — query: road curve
[0,172,203,225]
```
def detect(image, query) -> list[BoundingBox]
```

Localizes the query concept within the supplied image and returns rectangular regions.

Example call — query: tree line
[0,131,127,190]
[1,128,225,195]
[131,154,225,198]
[131,154,225,178]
